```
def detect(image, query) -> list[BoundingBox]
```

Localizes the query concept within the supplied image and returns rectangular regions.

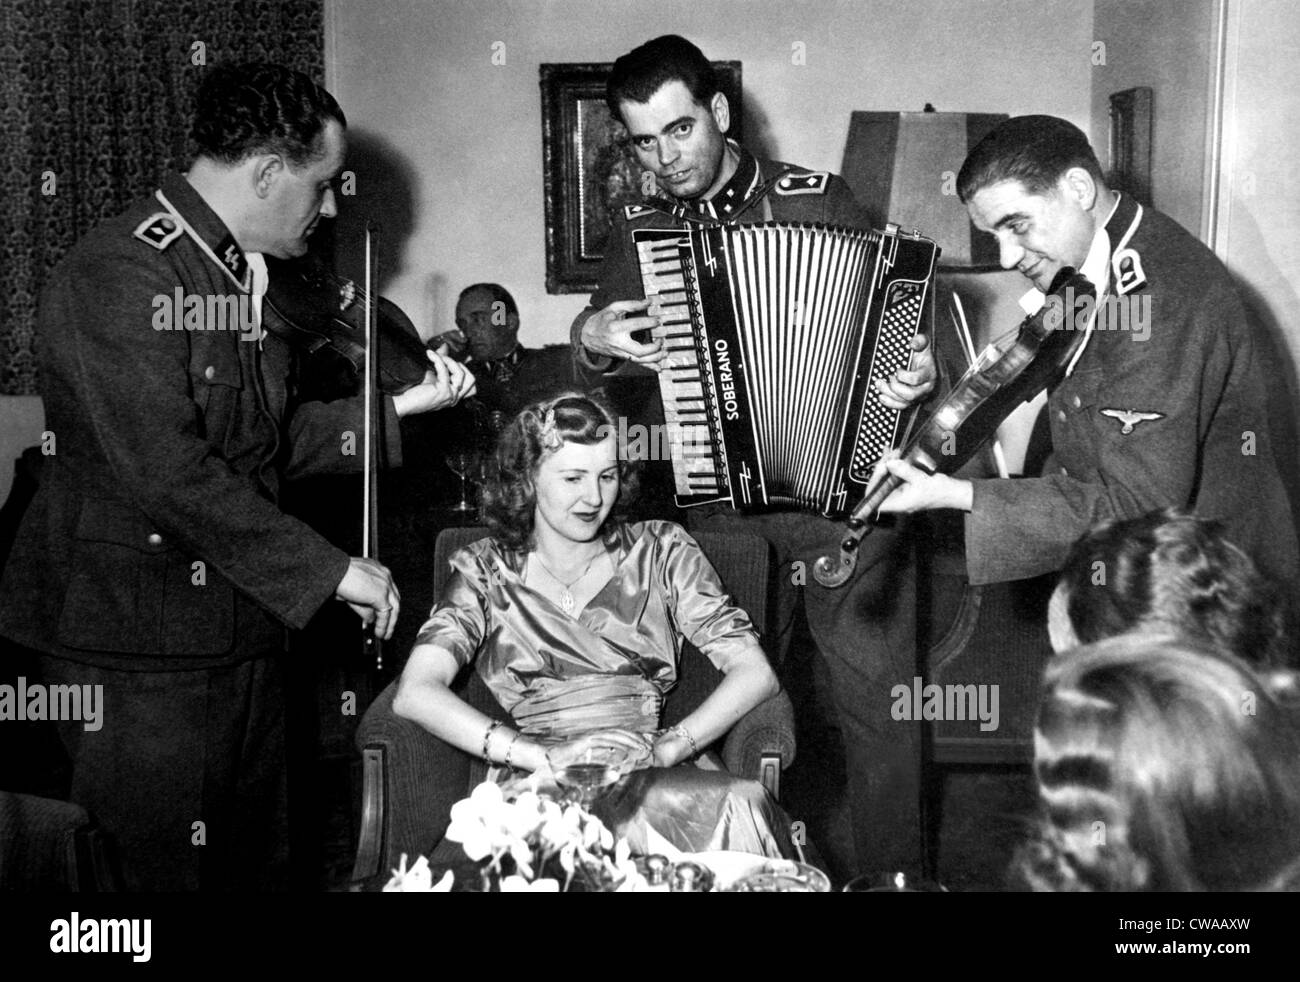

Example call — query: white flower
[581,812,613,850]
[500,875,560,892]
[438,781,640,891]
[382,854,454,892]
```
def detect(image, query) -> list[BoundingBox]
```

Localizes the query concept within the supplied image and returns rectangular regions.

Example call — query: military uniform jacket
[0,175,401,667]
[966,193,1299,587]
[570,147,872,384]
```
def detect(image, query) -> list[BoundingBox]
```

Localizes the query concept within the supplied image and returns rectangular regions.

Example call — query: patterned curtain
[0,0,325,395]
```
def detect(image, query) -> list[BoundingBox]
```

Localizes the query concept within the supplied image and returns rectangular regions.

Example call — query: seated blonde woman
[1014,634,1300,891]
[394,393,793,858]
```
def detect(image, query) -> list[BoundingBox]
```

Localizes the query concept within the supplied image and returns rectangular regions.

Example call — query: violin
[264,238,399,669]
[813,266,1096,587]
[262,249,431,402]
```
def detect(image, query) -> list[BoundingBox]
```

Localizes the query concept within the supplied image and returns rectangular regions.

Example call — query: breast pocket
[188,334,245,449]
[1048,367,1106,480]
[56,497,236,657]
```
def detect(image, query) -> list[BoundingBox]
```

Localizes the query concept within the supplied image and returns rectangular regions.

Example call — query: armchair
[351,526,796,883]
[0,791,118,891]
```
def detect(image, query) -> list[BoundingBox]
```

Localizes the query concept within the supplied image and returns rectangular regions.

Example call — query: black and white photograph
[0,0,1296,965]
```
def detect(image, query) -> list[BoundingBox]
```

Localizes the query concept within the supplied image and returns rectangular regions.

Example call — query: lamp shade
[840,110,1008,267]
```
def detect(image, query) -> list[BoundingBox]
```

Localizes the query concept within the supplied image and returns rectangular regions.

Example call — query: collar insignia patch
[1112,247,1147,295]
[773,171,829,195]
[132,213,183,250]
[1100,408,1164,434]
[214,234,247,282]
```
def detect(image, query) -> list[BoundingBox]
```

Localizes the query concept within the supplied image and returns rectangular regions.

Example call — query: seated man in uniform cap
[438,282,577,425]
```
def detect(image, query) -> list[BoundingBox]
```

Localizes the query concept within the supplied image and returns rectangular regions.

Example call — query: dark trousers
[38,645,290,892]
[688,508,922,874]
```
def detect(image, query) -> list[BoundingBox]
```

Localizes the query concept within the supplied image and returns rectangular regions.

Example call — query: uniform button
[147,533,163,546]
[1072,395,1081,409]
[204,365,216,380]
[1057,410,1068,423]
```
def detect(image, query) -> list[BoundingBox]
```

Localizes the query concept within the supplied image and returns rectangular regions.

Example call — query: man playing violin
[878,115,1298,590]
[570,34,940,877]
[0,63,474,891]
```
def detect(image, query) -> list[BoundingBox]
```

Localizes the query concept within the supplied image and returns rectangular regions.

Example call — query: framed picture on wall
[540,61,742,294]
[1108,87,1153,207]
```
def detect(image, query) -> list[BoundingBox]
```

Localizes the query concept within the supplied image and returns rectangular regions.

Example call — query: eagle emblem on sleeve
[1100,408,1164,434]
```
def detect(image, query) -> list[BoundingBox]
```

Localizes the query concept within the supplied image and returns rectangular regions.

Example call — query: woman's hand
[651,730,692,768]
[543,729,654,774]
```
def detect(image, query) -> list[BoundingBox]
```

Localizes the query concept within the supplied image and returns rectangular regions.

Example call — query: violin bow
[362,224,383,671]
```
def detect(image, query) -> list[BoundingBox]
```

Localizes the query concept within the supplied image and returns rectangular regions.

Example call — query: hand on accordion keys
[874,333,938,410]
[579,298,669,371]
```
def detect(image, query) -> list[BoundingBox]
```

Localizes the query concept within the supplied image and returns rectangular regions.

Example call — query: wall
[324,0,1095,347]
[1209,0,1300,526]
[1089,0,1218,236]
[1,0,1100,506]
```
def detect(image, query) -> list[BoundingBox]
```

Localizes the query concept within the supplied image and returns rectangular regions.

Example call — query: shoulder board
[623,203,656,220]
[132,212,183,250]
[773,172,830,196]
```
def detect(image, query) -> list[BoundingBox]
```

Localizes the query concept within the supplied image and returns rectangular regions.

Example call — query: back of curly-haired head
[480,392,640,552]
[1012,634,1300,892]
[192,62,345,167]
[1057,508,1290,668]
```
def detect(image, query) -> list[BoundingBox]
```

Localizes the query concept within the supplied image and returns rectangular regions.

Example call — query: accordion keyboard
[633,221,937,516]
[635,231,726,504]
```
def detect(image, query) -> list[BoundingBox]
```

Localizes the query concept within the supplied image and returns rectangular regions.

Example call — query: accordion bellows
[636,222,938,517]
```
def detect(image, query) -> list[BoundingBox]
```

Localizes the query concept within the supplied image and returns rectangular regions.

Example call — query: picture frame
[540,61,742,294]
[1108,86,1153,206]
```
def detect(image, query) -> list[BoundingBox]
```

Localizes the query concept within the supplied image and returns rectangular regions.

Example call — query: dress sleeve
[411,547,490,667]
[653,522,763,670]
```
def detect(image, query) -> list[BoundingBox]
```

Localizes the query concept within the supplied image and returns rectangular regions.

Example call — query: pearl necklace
[533,551,602,614]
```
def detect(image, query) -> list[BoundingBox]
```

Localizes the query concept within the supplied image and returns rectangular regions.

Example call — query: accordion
[635,222,938,517]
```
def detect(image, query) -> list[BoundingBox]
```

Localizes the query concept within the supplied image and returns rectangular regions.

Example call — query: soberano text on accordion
[634,221,938,517]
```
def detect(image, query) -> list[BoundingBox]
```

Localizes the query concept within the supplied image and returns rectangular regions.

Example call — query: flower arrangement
[383,781,646,892]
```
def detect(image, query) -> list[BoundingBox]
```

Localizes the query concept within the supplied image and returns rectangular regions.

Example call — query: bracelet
[482,720,504,762]
[668,724,699,758]
[503,733,522,770]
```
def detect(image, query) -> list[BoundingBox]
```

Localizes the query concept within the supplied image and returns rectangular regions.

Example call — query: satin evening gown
[414,520,794,858]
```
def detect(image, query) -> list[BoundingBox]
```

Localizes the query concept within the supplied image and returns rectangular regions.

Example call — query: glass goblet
[842,870,949,892]
[445,450,477,513]
[546,744,629,808]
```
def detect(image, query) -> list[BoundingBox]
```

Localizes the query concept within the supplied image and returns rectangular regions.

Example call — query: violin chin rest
[813,553,856,589]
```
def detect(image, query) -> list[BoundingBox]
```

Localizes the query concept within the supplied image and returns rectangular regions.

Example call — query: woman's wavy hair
[1056,508,1291,668]
[1012,634,1300,892]
[480,391,640,552]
